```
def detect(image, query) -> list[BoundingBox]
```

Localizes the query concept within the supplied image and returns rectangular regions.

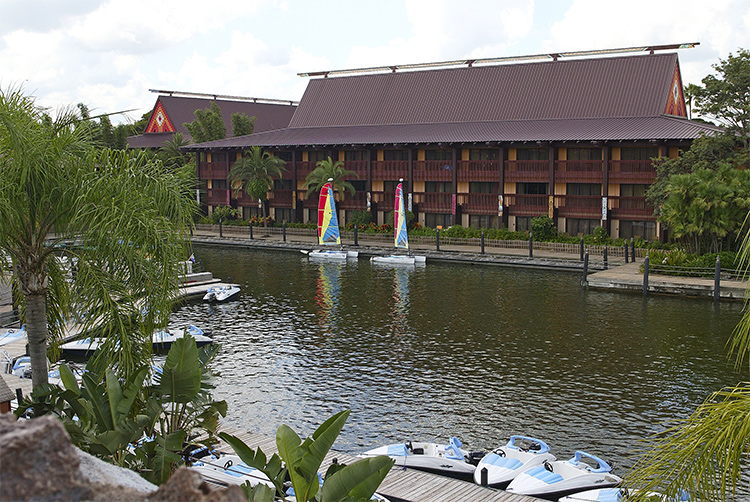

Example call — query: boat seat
[483,454,523,470]
[387,444,409,456]
[523,465,563,485]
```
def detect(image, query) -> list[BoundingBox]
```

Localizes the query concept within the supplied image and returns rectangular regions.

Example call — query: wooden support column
[291,150,298,223]
[549,145,556,227]
[498,146,505,229]
[452,147,458,226]
[602,144,610,235]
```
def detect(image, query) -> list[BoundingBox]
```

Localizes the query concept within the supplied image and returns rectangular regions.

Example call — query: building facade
[184,49,721,241]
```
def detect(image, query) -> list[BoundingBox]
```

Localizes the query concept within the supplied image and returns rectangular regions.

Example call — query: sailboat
[371,180,426,265]
[307,179,358,260]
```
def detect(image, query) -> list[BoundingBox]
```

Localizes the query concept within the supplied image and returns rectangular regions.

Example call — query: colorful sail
[317,182,341,246]
[394,182,409,250]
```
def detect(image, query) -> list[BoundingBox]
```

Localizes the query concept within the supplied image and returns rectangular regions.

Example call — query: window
[344,150,366,161]
[424,149,452,161]
[516,148,548,161]
[274,151,293,162]
[567,183,601,196]
[516,216,532,232]
[274,179,293,190]
[621,147,659,161]
[620,184,647,197]
[426,181,452,193]
[212,179,227,190]
[384,180,400,192]
[307,150,328,162]
[567,148,602,161]
[274,208,293,223]
[469,215,498,228]
[517,182,548,195]
[567,218,599,235]
[469,182,497,194]
[469,149,498,161]
[212,152,227,163]
[620,220,656,240]
[350,180,366,192]
[383,150,409,161]
[242,206,261,219]
[425,213,453,228]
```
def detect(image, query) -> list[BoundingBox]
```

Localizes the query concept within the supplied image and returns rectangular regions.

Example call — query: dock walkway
[218,430,542,502]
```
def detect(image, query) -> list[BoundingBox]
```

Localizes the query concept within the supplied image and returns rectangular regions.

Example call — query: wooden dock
[219,430,543,502]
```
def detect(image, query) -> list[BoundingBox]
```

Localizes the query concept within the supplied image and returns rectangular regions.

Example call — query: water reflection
[169,247,744,475]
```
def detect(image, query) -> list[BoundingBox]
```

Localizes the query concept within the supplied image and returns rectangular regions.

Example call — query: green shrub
[346,210,372,230]
[530,216,557,240]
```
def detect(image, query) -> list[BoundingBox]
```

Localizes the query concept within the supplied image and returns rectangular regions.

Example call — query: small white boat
[188,448,276,489]
[60,325,212,357]
[0,325,26,346]
[473,435,556,488]
[9,355,83,386]
[506,450,622,500]
[558,487,678,501]
[306,180,358,261]
[370,180,425,266]
[203,285,240,302]
[360,437,481,480]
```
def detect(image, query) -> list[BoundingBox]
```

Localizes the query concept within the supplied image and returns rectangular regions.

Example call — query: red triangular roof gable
[664,61,687,117]
[144,100,176,133]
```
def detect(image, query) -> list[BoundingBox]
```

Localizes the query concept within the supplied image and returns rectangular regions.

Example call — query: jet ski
[473,435,556,488]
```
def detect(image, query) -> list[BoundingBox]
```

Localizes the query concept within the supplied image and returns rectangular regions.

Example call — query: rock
[76,448,157,494]
[145,467,245,502]
[0,413,94,501]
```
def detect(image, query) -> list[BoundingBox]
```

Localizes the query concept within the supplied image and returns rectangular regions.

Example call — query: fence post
[249,222,253,240]
[354,227,359,247]
[481,231,485,255]
[436,229,440,251]
[529,232,533,258]
[624,242,629,263]
[580,237,584,261]
[643,253,649,296]
[582,252,589,288]
[603,246,608,269]
[714,255,721,302]
[631,238,636,261]
[283,221,287,242]
[219,219,223,238]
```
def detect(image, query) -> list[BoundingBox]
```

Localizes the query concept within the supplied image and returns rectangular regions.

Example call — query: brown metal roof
[183,116,721,151]
[127,95,297,148]
[289,53,679,128]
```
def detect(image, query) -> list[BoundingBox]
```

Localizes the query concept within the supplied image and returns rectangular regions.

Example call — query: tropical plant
[228,146,287,234]
[184,101,226,143]
[0,87,196,389]
[232,112,256,137]
[208,205,241,224]
[220,409,394,502]
[624,212,750,500]
[302,157,357,201]
[15,335,226,485]
[158,132,192,169]
[530,215,557,240]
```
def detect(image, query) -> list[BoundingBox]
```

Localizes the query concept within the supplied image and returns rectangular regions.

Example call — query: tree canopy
[228,147,287,229]
[231,112,255,137]
[183,101,226,143]
[302,157,358,201]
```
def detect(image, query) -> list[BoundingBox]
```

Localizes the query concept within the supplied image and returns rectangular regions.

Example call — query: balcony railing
[206,188,230,206]
[609,160,657,183]
[457,160,499,182]
[372,191,396,211]
[504,194,549,217]
[505,160,549,182]
[555,195,602,218]
[371,161,408,181]
[457,193,501,214]
[199,161,229,179]
[338,191,368,210]
[414,192,453,212]
[296,161,317,180]
[413,161,453,181]
[554,160,604,182]
[609,196,656,220]
[342,160,367,180]
[268,189,294,207]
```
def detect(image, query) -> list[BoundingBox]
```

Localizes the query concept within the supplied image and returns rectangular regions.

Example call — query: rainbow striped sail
[394,182,409,250]
[317,182,341,246]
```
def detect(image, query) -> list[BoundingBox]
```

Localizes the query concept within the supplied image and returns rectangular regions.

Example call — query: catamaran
[306,179,357,260]
[371,180,425,265]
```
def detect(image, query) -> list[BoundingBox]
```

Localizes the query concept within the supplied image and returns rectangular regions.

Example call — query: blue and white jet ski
[558,487,689,501]
[506,450,622,500]
[473,435,556,488]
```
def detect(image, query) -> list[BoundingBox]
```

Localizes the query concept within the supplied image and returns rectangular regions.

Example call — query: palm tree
[227,146,287,234]
[302,157,357,202]
[0,87,195,389]
[683,83,702,120]
[624,215,750,500]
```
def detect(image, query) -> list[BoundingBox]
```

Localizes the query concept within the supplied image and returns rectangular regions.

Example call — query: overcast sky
[1,0,749,124]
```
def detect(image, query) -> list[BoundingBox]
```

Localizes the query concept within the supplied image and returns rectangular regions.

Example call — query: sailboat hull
[371,255,416,265]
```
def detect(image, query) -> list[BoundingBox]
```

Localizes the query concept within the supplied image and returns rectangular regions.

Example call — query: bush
[385,209,416,229]
[530,216,557,240]
[346,210,372,230]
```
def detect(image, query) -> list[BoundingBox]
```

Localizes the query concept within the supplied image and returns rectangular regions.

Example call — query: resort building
[182,45,721,241]
[127,90,298,149]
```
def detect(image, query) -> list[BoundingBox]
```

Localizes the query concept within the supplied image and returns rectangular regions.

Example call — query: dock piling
[631,238,635,261]
[283,222,286,242]
[436,229,440,251]
[219,219,223,238]
[624,242,629,263]
[643,253,649,295]
[580,237,584,261]
[249,223,253,240]
[481,230,485,255]
[582,252,589,288]
[354,227,359,247]
[714,256,721,302]
[603,246,608,269]
[529,232,533,258]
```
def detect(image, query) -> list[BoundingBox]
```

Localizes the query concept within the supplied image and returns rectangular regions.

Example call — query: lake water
[169,245,744,474]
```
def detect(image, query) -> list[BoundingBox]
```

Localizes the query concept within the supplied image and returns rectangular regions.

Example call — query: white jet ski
[473,435,556,488]
[506,450,622,500]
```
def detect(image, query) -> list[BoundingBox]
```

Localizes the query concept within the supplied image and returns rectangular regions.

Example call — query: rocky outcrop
[0,414,244,502]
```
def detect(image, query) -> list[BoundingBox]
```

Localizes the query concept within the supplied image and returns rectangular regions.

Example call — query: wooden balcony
[296,161,317,180]
[268,189,293,208]
[413,161,453,181]
[338,191,368,210]
[372,191,396,212]
[457,160,499,182]
[504,161,549,183]
[554,160,604,183]
[504,194,549,217]
[457,193,501,214]
[342,160,367,180]
[555,195,602,219]
[371,161,408,181]
[609,160,657,183]
[280,162,293,180]
[199,161,229,180]
[414,192,453,212]
[206,188,230,206]
[609,196,656,220]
